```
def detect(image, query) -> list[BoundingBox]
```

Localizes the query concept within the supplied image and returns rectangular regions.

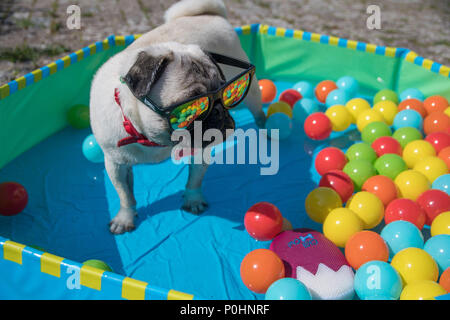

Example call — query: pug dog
[90,0,265,234]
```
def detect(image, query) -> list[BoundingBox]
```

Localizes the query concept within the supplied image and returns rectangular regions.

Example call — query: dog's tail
[164,0,227,23]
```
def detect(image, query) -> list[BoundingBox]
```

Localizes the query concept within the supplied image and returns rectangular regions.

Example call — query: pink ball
[371,136,403,157]
[315,147,348,176]
[304,113,332,140]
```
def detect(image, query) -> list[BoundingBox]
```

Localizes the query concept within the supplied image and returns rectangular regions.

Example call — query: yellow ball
[394,170,430,201]
[325,105,352,132]
[445,107,450,118]
[345,98,371,124]
[346,191,384,229]
[267,101,293,118]
[356,109,384,132]
[373,100,398,125]
[402,140,436,168]
[413,156,449,183]
[431,211,450,237]
[400,280,446,300]
[305,187,342,224]
[323,208,364,248]
[391,248,439,286]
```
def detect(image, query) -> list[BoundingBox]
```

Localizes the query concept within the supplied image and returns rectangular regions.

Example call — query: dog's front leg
[182,162,209,214]
[105,158,137,234]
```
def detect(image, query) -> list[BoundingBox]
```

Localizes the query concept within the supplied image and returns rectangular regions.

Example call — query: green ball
[374,154,407,180]
[361,121,392,144]
[67,104,90,129]
[345,143,378,163]
[392,127,423,148]
[343,159,377,191]
[373,89,399,105]
[83,259,113,272]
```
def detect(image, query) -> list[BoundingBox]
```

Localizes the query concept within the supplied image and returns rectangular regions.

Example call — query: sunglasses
[124,52,255,131]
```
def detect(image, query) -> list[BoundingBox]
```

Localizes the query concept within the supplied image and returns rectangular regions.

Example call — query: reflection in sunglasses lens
[223,73,250,108]
[170,97,209,129]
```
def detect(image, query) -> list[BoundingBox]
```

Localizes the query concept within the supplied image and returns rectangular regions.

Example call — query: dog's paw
[109,207,136,234]
[182,188,209,215]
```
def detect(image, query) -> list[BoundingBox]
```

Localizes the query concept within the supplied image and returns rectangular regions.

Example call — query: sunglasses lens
[170,96,210,130]
[222,72,250,108]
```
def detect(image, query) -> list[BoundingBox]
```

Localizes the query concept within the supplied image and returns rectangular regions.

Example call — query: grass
[0,44,70,63]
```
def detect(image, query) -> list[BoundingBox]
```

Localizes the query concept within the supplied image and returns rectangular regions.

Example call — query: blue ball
[265,112,293,140]
[325,88,349,108]
[292,98,319,124]
[400,88,425,102]
[393,109,423,131]
[380,220,424,258]
[337,76,359,98]
[432,174,450,196]
[293,81,314,99]
[82,134,104,163]
[424,235,450,274]
[265,278,312,300]
[354,261,402,300]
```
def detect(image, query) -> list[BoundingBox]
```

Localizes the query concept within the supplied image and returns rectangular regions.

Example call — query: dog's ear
[124,51,174,97]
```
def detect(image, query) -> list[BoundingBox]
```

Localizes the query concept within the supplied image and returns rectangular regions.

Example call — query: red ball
[244,202,283,241]
[371,136,403,157]
[385,198,426,230]
[425,132,450,154]
[279,89,302,108]
[304,112,332,140]
[315,147,348,176]
[416,189,450,225]
[0,182,28,216]
[319,169,354,203]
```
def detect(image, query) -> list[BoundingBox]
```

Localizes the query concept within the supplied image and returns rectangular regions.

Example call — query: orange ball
[398,98,427,118]
[362,175,398,207]
[439,267,450,293]
[345,231,390,270]
[439,146,450,170]
[424,112,450,135]
[259,79,277,103]
[424,95,449,114]
[240,249,285,294]
[315,80,338,103]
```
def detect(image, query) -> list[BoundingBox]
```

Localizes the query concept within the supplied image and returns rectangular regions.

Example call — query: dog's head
[122,42,235,147]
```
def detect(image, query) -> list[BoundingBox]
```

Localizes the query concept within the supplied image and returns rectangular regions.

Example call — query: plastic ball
[345,231,389,270]
[315,80,338,103]
[244,202,283,241]
[391,247,439,286]
[345,98,371,124]
[431,211,450,236]
[394,170,430,201]
[372,136,402,157]
[398,99,427,118]
[67,104,90,129]
[83,259,113,272]
[305,187,342,224]
[424,95,449,114]
[82,134,104,163]
[336,76,359,97]
[400,280,446,300]
[314,147,347,175]
[399,88,425,102]
[346,191,384,229]
[373,101,398,125]
[356,109,385,132]
[259,79,277,103]
[402,140,436,168]
[240,249,285,294]
[439,146,450,170]
[413,156,448,184]
[319,170,354,203]
[424,235,450,274]
[343,160,377,191]
[293,81,314,99]
[265,112,293,140]
[304,112,332,140]
[325,105,352,131]
[354,261,402,300]
[393,109,423,131]
[281,217,293,231]
[439,268,450,292]
[446,107,450,118]
[323,208,364,248]
[380,221,424,258]
[374,89,399,105]
[432,174,450,195]
[362,175,398,207]
[265,278,312,300]
[292,98,319,123]
[423,111,450,135]
[345,143,377,163]
[279,89,302,107]
[384,198,426,230]
[267,101,293,118]
[392,127,423,148]
[325,89,349,108]
[361,121,392,145]
[374,154,407,180]
[425,132,450,154]
[0,182,28,216]
[417,189,450,225]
